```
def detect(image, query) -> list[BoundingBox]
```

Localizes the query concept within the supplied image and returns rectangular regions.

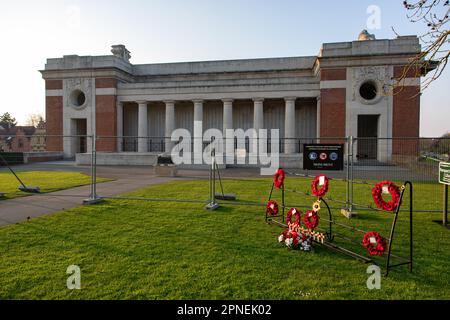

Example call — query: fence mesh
[1,134,449,213]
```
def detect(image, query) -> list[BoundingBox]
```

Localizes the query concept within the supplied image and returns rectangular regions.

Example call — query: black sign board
[303,144,344,171]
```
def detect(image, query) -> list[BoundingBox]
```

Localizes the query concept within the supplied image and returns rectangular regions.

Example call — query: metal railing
[1,133,449,212]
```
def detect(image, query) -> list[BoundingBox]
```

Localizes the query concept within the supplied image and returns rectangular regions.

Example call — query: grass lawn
[0,177,449,300]
[0,171,111,199]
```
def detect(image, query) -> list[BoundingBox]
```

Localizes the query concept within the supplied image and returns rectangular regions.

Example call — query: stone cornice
[317,53,421,69]
[40,68,134,83]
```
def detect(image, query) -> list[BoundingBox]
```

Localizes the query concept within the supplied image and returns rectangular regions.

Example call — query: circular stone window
[70,89,86,108]
[359,81,378,101]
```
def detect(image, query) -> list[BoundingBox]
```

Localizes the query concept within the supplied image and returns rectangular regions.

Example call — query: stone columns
[222,99,233,131]
[117,101,123,152]
[194,100,203,123]
[285,97,296,154]
[193,100,204,164]
[253,98,264,132]
[137,101,148,153]
[165,100,175,153]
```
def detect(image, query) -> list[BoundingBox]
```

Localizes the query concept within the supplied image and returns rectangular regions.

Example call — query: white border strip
[396,77,420,87]
[96,88,117,96]
[46,89,63,97]
[320,80,347,89]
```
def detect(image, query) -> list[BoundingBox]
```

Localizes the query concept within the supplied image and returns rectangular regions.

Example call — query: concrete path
[0,171,176,227]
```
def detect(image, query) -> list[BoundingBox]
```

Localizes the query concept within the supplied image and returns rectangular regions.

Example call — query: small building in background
[30,120,47,152]
[0,126,36,152]
[0,121,47,153]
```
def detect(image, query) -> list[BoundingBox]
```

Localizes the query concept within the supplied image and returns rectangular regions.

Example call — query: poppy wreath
[362,231,387,256]
[266,200,279,216]
[274,168,286,189]
[372,181,401,212]
[286,208,302,228]
[311,175,329,198]
[304,210,320,230]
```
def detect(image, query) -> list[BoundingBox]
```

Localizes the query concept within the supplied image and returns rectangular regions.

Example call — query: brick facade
[320,88,346,139]
[95,78,118,89]
[393,65,422,79]
[45,95,63,151]
[95,78,118,152]
[45,79,63,90]
[320,68,347,81]
[9,129,31,152]
[392,85,420,155]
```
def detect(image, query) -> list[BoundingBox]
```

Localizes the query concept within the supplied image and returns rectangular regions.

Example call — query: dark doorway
[74,119,87,153]
[357,115,379,160]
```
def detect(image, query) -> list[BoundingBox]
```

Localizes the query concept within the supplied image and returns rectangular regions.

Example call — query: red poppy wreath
[372,181,401,212]
[311,175,329,198]
[304,210,319,230]
[286,208,302,227]
[362,231,387,256]
[274,168,286,189]
[266,200,279,216]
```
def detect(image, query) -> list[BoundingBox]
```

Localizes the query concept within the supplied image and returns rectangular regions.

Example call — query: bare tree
[25,113,45,127]
[396,0,449,91]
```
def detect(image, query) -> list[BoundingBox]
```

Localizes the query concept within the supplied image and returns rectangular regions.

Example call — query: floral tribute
[372,181,401,212]
[311,175,329,198]
[362,231,387,256]
[273,168,286,189]
[304,210,320,230]
[286,208,302,229]
[266,200,279,216]
[278,228,312,251]
[278,207,326,251]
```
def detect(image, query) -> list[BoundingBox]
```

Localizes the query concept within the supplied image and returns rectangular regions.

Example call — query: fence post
[349,135,354,213]
[342,136,357,219]
[346,136,350,209]
[205,149,219,211]
[444,185,449,226]
[83,134,102,205]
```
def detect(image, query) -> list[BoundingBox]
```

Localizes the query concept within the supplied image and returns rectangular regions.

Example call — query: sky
[0,0,448,137]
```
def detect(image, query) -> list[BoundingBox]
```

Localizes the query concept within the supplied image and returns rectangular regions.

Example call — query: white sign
[319,176,325,186]
[439,162,450,186]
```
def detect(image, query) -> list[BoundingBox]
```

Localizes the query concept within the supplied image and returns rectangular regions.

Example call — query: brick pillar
[320,88,346,139]
[319,68,347,143]
[392,86,420,156]
[95,78,118,152]
[392,66,421,156]
[45,80,63,151]
[117,101,123,152]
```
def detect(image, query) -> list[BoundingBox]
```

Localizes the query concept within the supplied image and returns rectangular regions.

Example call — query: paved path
[0,170,176,227]
[0,162,262,227]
